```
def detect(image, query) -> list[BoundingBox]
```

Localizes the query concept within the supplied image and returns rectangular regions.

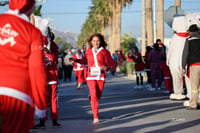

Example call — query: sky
[0,0,200,38]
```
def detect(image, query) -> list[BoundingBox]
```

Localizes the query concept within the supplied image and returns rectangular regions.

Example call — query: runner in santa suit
[34,36,60,128]
[0,0,48,133]
[72,48,85,89]
[82,44,88,83]
[70,33,116,124]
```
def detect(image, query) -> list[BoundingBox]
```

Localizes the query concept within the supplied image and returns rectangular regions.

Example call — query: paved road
[31,73,200,133]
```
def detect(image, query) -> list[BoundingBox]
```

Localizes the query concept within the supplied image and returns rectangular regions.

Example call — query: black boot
[33,120,45,129]
[52,119,61,127]
[136,76,139,85]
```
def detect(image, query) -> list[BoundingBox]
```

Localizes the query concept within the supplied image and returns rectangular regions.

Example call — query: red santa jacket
[133,53,145,72]
[144,52,150,71]
[76,47,116,80]
[44,52,58,85]
[160,61,171,78]
[0,11,48,117]
[72,53,84,71]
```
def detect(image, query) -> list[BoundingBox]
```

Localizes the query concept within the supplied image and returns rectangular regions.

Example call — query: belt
[89,69,105,73]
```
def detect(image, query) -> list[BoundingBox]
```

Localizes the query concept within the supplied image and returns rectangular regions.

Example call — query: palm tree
[175,0,181,6]
[146,0,154,46]
[141,0,147,56]
[109,0,133,54]
[157,0,164,42]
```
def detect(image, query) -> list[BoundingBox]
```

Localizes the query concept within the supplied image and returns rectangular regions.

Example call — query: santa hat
[68,49,72,54]
[9,0,35,14]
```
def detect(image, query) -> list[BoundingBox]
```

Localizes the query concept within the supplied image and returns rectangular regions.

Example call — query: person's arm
[182,39,189,69]
[104,49,116,71]
[29,29,48,118]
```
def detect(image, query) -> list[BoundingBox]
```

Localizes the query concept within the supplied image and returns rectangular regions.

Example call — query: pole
[153,0,157,43]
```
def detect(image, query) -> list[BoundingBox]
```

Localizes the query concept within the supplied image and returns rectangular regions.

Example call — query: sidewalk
[32,73,200,133]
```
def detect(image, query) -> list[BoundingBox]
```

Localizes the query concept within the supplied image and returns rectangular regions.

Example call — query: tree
[109,0,133,54]
[141,0,147,56]
[157,0,164,42]
[120,33,137,56]
[55,37,73,54]
[146,0,154,46]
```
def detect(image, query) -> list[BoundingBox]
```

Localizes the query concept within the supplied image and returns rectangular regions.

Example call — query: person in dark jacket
[182,24,200,110]
[148,43,164,91]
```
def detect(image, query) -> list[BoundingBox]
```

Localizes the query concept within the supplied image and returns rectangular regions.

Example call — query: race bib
[90,67,101,76]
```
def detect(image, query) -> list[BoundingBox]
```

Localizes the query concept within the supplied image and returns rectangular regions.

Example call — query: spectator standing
[118,50,126,73]
[64,50,73,82]
[144,46,153,87]
[160,56,173,94]
[132,46,145,88]
[0,0,48,132]
[182,24,200,110]
[148,43,164,91]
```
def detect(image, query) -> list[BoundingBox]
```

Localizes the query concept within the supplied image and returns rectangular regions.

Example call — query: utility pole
[153,0,157,43]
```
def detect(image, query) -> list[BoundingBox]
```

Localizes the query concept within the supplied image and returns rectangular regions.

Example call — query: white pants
[169,66,184,95]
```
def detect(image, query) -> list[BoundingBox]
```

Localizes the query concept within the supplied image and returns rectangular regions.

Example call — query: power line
[42,8,200,16]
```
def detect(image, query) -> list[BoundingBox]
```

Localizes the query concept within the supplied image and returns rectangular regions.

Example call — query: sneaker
[157,87,161,91]
[93,119,99,124]
[183,100,190,107]
[52,119,61,127]
[162,90,170,94]
[148,87,156,91]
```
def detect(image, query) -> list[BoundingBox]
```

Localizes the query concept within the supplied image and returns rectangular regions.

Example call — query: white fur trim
[73,68,84,71]
[6,10,29,22]
[48,81,57,85]
[0,87,32,105]
[86,77,105,80]
[35,106,47,118]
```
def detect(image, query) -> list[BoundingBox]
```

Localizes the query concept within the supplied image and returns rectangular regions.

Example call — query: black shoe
[32,123,45,129]
[52,119,61,128]
[53,122,61,127]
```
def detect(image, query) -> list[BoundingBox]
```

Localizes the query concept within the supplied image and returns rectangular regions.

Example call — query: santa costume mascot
[0,0,48,133]
[167,15,189,100]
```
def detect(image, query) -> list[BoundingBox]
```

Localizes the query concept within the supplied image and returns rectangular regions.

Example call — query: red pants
[83,67,88,82]
[41,84,58,120]
[164,77,173,93]
[74,70,84,85]
[0,96,34,133]
[87,80,105,119]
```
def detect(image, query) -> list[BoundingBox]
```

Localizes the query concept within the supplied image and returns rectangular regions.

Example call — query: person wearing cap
[72,48,85,89]
[0,0,48,133]
[182,24,200,110]
[70,33,116,124]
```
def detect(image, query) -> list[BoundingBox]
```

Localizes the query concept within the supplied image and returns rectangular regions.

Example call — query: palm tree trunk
[146,0,154,46]
[142,0,147,56]
[115,0,122,51]
[175,0,181,6]
[157,0,164,42]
